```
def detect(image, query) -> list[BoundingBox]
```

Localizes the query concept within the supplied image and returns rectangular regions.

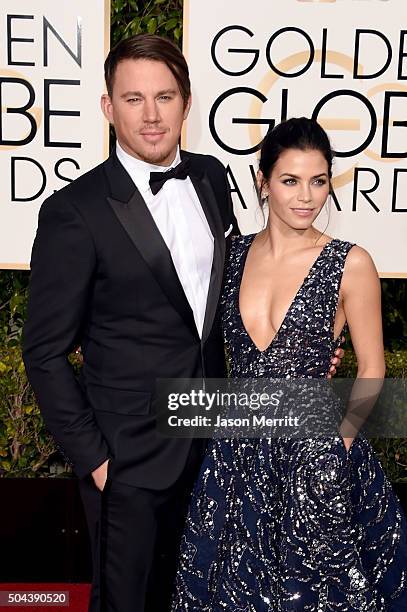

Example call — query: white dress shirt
[116,142,214,338]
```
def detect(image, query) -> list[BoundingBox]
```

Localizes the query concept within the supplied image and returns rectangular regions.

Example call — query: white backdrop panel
[183,0,407,277]
[0,0,109,268]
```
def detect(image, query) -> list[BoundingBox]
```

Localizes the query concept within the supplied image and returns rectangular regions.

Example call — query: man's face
[101,58,191,166]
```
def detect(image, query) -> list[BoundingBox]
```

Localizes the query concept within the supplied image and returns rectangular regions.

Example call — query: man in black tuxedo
[23,34,236,611]
[23,34,343,612]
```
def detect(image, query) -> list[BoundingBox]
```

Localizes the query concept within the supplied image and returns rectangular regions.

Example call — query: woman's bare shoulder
[345,245,377,273]
[342,245,379,298]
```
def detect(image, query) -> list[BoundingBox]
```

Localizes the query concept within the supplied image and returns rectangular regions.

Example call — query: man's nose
[143,99,160,123]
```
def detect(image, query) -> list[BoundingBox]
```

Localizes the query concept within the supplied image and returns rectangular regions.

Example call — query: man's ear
[101,94,114,124]
[183,94,192,120]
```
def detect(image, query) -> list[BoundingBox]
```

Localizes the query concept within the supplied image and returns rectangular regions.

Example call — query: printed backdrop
[183,0,406,276]
[0,0,109,268]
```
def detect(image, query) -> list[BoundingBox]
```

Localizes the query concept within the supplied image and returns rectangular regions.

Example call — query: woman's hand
[328,339,345,378]
[342,437,354,452]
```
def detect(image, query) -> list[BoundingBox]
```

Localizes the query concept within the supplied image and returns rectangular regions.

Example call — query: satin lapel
[105,155,198,338]
[190,172,226,344]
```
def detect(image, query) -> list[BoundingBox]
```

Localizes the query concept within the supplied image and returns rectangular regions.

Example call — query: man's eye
[159,95,171,101]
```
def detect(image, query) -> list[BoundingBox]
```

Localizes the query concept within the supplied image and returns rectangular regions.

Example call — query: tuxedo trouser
[79,441,203,612]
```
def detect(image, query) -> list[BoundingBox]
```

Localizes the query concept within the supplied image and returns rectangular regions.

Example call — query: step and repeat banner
[0,0,109,268]
[183,0,406,277]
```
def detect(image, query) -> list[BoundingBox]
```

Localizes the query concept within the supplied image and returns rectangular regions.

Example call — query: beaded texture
[172,235,407,611]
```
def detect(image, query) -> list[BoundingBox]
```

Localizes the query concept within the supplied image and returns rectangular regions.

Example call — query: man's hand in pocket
[92,459,109,492]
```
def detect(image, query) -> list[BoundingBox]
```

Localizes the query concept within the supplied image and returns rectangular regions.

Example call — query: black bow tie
[149,158,191,195]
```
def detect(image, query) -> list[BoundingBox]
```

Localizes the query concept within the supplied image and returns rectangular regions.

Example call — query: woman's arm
[342,246,385,378]
[339,246,385,450]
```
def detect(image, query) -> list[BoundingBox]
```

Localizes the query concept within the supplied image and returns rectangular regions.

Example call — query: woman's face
[261,148,330,231]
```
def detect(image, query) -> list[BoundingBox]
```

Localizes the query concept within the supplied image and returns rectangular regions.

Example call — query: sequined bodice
[221,235,353,379]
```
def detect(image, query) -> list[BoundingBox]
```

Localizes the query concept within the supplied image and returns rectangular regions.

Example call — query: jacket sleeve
[22,194,109,478]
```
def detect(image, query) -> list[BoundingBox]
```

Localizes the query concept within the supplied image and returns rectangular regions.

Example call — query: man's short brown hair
[104,34,191,106]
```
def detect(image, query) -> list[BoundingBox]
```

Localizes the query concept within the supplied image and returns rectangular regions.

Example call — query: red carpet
[0,584,90,611]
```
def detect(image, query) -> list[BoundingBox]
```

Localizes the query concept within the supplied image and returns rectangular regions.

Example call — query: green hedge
[111,0,183,44]
[0,0,406,482]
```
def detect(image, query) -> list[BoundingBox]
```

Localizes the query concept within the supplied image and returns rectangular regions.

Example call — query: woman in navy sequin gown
[172,118,407,611]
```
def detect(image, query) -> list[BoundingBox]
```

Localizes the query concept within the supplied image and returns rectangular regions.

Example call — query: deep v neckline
[237,235,336,354]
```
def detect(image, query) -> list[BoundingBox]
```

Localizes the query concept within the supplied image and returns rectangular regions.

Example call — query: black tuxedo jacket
[23,149,236,489]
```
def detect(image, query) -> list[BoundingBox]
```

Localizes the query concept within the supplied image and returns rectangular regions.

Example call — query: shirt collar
[116,141,181,195]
